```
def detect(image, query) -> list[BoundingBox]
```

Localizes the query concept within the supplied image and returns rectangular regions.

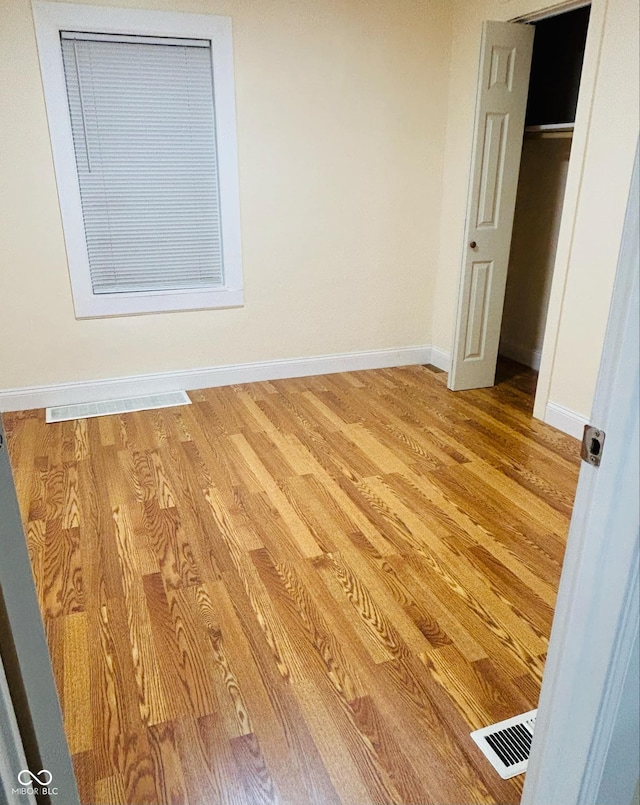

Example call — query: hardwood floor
[3,361,580,805]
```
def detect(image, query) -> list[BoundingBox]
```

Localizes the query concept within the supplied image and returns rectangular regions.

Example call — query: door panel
[464,261,493,360]
[489,45,516,90]
[449,21,534,391]
[477,113,508,228]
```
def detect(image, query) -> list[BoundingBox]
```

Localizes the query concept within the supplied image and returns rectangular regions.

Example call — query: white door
[449,21,534,391]
[522,143,639,805]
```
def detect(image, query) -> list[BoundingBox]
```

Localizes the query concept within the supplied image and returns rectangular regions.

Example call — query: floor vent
[46,391,191,423]
[470,709,537,779]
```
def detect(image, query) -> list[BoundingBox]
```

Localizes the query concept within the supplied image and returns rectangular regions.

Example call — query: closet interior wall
[500,133,572,371]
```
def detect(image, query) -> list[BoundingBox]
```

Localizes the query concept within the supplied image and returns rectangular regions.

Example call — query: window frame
[32,1,244,318]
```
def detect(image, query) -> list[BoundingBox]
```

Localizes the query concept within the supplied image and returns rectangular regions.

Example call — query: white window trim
[32,1,244,318]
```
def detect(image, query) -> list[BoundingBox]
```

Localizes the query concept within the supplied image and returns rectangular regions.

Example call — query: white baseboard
[428,346,451,372]
[0,345,434,412]
[499,340,542,371]
[544,401,589,440]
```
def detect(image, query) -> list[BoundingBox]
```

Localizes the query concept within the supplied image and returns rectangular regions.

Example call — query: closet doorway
[448,3,591,400]
[499,6,590,379]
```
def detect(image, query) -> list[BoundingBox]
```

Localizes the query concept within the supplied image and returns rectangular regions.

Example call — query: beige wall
[1,0,638,424]
[500,136,572,367]
[0,0,452,390]
[434,0,639,420]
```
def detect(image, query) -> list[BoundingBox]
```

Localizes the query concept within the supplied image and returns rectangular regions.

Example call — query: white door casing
[0,416,80,805]
[449,21,534,391]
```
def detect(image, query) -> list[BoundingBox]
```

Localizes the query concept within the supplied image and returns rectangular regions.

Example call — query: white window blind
[60,31,224,295]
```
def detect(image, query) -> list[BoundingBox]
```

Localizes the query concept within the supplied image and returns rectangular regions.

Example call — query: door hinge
[581,425,605,467]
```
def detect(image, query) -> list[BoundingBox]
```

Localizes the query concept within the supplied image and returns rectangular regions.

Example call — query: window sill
[72,287,244,319]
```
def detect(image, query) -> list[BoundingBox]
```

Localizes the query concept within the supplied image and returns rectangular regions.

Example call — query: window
[33,3,243,318]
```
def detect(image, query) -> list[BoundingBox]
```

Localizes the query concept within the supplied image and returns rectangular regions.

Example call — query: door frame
[0,650,35,805]
[515,0,602,426]
[0,417,80,805]
[522,141,639,805]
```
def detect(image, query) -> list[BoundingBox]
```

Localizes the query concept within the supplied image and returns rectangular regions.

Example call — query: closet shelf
[525,123,575,139]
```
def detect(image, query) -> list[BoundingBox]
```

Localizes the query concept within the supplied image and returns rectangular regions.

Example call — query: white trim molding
[499,339,542,371]
[428,346,451,372]
[3,343,593,442]
[0,346,433,412]
[544,400,589,439]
